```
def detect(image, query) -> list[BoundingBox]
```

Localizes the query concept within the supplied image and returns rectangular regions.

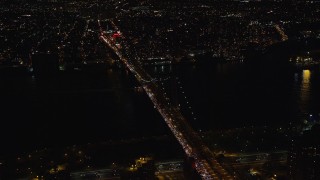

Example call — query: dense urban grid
[1,0,320,179]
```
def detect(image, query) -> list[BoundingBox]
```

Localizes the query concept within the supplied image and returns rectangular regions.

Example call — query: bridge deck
[100,33,234,180]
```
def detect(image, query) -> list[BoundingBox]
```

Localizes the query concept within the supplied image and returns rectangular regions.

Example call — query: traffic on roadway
[99,19,235,180]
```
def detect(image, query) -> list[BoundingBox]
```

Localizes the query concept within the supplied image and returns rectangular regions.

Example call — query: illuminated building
[121,157,155,180]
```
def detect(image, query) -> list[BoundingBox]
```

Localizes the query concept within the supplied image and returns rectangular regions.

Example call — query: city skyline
[1,0,320,179]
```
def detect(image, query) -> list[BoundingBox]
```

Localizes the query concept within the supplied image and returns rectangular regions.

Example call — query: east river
[0,58,319,159]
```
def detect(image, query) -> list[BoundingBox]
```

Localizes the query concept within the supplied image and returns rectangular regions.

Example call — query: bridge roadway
[100,34,234,180]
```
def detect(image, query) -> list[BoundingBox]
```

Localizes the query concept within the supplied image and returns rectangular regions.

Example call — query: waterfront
[1,56,320,179]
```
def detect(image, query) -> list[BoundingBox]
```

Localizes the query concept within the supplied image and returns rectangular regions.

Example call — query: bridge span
[100,28,235,180]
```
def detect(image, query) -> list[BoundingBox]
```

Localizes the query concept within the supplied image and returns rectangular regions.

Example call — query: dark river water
[0,60,319,157]
[163,63,319,130]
